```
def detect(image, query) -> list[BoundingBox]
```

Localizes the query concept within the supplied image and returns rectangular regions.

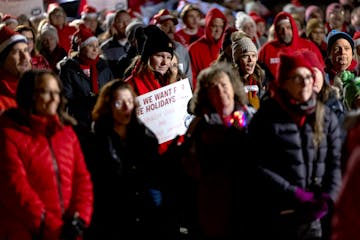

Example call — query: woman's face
[309,27,325,46]
[41,33,57,52]
[111,88,135,126]
[283,67,314,103]
[49,10,66,27]
[242,22,257,38]
[81,40,100,60]
[149,52,172,75]
[34,74,61,116]
[236,51,257,76]
[84,17,98,33]
[207,71,235,117]
[20,30,34,53]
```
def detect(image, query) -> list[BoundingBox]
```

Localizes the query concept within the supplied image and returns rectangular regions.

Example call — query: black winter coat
[59,57,113,131]
[246,97,342,239]
[86,119,166,240]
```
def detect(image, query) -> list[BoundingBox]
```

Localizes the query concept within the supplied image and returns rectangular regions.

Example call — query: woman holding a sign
[124,25,184,155]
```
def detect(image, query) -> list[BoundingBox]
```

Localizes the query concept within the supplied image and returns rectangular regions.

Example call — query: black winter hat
[141,25,174,62]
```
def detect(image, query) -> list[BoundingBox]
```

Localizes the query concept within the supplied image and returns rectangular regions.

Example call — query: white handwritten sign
[136,79,193,144]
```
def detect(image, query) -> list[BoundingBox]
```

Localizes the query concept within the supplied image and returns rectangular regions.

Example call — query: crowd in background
[1,0,360,239]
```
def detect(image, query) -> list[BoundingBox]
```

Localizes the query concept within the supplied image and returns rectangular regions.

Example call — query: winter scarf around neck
[274,89,317,127]
[79,55,99,94]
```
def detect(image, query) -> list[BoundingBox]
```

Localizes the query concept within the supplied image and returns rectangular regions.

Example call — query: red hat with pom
[73,24,97,49]
[81,5,98,19]
[151,9,178,25]
[2,14,18,25]
[249,11,266,24]
[0,26,27,58]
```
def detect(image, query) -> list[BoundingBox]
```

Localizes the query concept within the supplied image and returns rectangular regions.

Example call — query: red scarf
[274,90,316,127]
[0,68,19,98]
[78,56,99,94]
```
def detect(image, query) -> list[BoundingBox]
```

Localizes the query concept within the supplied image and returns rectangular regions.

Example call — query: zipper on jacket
[47,138,65,214]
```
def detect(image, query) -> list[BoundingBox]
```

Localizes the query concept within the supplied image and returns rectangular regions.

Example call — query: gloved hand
[148,188,162,207]
[60,212,85,240]
[294,187,329,222]
[294,187,314,203]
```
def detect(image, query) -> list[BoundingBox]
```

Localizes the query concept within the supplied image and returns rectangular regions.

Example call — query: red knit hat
[2,14,18,25]
[73,24,98,49]
[276,50,314,86]
[81,5,98,19]
[249,11,266,24]
[0,26,27,58]
[151,9,178,25]
[353,31,360,47]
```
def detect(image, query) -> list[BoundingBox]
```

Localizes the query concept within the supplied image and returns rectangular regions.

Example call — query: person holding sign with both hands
[124,25,183,155]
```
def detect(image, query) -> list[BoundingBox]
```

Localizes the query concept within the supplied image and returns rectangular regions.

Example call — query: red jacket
[0,110,93,240]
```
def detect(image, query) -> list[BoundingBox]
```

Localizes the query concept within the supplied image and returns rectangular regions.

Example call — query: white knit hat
[235,11,256,31]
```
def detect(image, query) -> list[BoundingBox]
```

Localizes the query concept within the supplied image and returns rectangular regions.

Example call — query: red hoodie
[188,8,227,90]
[258,11,324,82]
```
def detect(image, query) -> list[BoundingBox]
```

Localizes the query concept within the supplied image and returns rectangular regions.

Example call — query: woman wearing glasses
[0,69,93,240]
[246,49,342,240]
[86,79,169,240]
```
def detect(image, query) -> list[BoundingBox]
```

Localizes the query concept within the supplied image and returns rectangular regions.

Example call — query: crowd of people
[1,0,360,239]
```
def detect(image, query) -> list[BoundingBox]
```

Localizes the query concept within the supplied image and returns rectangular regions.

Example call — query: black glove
[60,212,85,240]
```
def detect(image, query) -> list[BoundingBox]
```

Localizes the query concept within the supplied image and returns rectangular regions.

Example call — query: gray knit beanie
[231,31,257,62]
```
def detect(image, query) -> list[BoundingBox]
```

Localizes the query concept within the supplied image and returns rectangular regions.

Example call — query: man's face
[158,19,176,41]
[113,12,132,39]
[276,21,293,44]
[209,18,225,41]
[3,42,31,78]
[330,38,353,72]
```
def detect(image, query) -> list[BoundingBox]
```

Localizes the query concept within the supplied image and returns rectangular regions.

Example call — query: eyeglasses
[114,99,134,109]
[35,89,61,97]
[290,74,314,84]
[330,10,344,16]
